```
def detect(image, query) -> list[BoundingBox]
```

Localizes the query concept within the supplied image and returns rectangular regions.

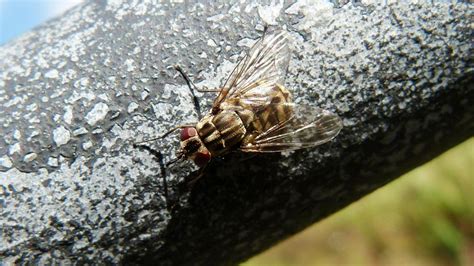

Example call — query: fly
[136,28,342,185]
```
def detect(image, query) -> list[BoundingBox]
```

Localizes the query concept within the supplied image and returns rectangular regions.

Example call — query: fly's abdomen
[196,111,247,156]
[251,84,292,132]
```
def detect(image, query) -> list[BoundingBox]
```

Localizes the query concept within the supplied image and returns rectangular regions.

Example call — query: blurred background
[245,138,473,266]
[1,1,472,265]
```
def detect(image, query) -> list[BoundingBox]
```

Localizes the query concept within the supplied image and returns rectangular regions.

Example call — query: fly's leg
[133,123,195,208]
[178,164,208,192]
[262,24,269,40]
[133,124,195,145]
[134,144,172,210]
[177,65,202,119]
[236,152,259,163]
[174,65,220,93]
[174,65,220,120]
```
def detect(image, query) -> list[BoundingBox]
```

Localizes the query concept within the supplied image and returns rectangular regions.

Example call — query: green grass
[244,138,474,266]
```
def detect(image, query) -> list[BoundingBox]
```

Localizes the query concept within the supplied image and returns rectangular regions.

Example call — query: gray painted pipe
[0,0,472,264]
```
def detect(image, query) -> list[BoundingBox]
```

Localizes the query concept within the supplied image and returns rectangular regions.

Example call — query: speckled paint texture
[0,0,472,264]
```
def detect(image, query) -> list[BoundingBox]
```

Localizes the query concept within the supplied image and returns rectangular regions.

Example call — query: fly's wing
[213,29,290,111]
[240,103,343,152]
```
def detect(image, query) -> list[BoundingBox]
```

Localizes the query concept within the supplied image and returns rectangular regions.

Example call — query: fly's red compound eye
[193,151,211,167]
[180,127,197,141]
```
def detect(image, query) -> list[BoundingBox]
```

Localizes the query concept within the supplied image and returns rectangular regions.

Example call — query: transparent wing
[240,103,343,152]
[212,29,290,111]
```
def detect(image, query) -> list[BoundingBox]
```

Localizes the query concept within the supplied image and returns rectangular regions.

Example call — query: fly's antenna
[166,151,185,167]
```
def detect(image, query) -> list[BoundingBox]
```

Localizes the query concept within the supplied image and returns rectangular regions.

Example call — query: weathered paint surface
[0,0,472,264]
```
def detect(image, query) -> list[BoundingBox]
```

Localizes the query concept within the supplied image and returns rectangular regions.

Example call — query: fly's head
[180,127,211,167]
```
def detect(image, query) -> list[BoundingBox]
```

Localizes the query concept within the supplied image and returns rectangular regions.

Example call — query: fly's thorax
[180,127,211,167]
[195,111,248,156]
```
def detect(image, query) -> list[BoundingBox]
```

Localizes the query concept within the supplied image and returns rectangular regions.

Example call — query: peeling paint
[85,102,109,126]
[23,153,37,162]
[63,105,74,124]
[8,143,21,155]
[0,156,13,168]
[127,102,139,113]
[72,127,88,136]
[53,126,71,146]
[257,0,284,26]
[285,0,334,30]
[45,69,59,79]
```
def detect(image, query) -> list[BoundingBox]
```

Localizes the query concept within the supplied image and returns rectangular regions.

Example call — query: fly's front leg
[134,144,171,209]
[174,65,221,119]
[174,65,220,93]
[133,124,195,145]
[133,124,194,209]
[195,85,221,93]
[178,164,208,192]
